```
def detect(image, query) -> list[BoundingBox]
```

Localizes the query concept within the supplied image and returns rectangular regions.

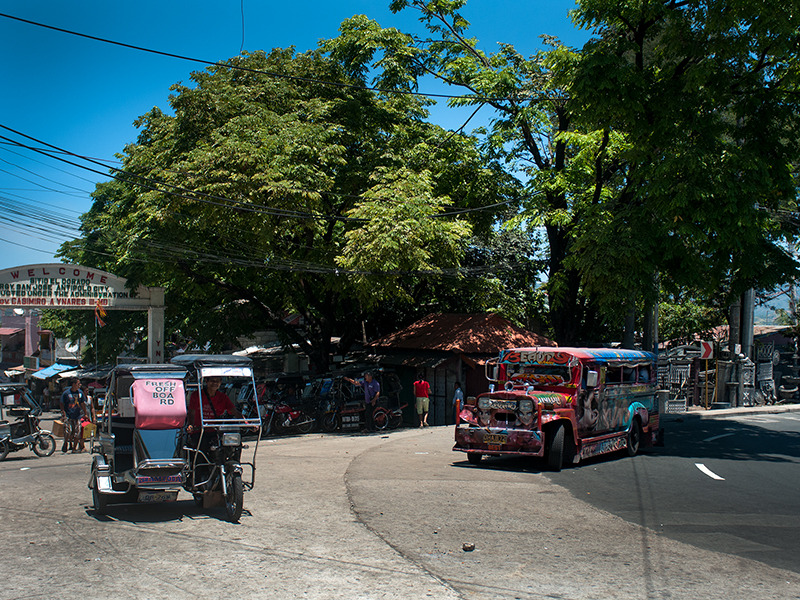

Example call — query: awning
[31,363,74,380]
[3,365,25,378]
[0,328,23,336]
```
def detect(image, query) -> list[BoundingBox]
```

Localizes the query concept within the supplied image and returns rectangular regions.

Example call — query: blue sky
[0,0,589,271]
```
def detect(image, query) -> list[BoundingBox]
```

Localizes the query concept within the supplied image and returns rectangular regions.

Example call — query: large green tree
[565,0,800,320]
[328,0,800,345]
[57,47,522,369]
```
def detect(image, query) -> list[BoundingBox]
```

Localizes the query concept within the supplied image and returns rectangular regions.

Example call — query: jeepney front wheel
[626,418,642,457]
[467,452,482,465]
[546,424,565,472]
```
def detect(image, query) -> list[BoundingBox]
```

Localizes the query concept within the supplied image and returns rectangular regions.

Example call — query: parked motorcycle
[0,384,56,460]
[265,398,316,435]
[258,374,316,435]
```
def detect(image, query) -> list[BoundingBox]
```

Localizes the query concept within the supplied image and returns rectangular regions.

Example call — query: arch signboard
[0,264,166,363]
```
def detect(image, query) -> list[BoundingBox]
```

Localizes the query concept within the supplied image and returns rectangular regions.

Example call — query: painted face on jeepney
[518,403,534,426]
[577,388,598,432]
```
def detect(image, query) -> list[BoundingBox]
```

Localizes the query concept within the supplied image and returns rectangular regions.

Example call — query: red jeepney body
[454,348,661,467]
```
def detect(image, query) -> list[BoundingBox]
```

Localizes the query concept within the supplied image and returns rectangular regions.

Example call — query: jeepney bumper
[454,425,544,457]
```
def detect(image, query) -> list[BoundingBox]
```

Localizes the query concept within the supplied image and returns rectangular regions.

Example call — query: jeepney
[454,347,662,470]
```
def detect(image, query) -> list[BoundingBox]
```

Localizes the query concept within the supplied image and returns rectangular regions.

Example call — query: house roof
[368,313,556,355]
[0,328,23,336]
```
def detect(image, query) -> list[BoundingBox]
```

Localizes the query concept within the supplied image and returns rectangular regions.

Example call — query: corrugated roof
[0,328,23,336]
[368,313,555,354]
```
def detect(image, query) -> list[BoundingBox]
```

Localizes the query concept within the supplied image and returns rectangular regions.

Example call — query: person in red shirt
[413,374,431,428]
[186,377,242,432]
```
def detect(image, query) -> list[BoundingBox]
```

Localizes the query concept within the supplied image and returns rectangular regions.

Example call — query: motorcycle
[258,374,316,435]
[0,384,56,460]
[172,354,262,522]
[264,398,316,435]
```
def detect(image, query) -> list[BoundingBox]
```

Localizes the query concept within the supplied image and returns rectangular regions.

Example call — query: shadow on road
[85,500,253,524]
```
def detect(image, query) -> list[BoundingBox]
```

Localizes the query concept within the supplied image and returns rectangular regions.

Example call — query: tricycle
[89,357,262,522]
[0,383,56,460]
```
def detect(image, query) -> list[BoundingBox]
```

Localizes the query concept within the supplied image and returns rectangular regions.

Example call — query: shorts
[416,397,429,414]
[65,418,81,439]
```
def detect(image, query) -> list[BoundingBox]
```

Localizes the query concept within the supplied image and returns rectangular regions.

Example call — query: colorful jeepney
[454,347,662,470]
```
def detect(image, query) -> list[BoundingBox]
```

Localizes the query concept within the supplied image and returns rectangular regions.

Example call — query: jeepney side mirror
[586,371,599,388]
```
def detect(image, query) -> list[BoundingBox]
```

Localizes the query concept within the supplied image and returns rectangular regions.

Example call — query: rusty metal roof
[368,313,556,354]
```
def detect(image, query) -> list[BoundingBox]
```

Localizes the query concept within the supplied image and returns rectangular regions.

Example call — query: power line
[0,124,521,223]
[0,11,526,104]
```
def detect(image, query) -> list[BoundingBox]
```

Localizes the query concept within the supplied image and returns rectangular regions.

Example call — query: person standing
[42,386,50,411]
[413,373,431,428]
[452,381,464,424]
[59,378,88,453]
[344,372,380,432]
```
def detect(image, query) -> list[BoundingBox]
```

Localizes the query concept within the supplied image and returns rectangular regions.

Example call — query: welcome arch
[0,264,165,363]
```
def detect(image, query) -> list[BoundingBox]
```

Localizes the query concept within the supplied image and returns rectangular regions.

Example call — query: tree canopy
[53,0,800,360]
[55,47,523,368]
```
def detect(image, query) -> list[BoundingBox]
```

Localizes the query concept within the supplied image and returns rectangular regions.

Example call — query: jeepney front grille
[494,412,516,424]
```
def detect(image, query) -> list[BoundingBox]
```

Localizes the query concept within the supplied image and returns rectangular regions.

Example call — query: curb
[662,402,800,421]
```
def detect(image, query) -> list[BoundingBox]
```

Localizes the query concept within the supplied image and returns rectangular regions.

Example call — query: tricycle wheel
[0,440,8,462]
[467,452,482,465]
[193,493,204,508]
[224,471,244,522]
[92,477,107,515]
[373,407,390,431]
[296,414,315,434]
[320,412,339,432]
[32,433,56,457]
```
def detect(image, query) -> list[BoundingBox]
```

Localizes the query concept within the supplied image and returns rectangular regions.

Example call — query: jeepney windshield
[508,365,573,386]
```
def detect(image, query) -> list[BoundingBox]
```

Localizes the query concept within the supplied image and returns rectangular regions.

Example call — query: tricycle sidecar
[89,363,189,514]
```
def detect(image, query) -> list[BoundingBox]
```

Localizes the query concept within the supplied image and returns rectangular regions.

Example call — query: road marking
[703,432,735,442]
[695,463,725,481]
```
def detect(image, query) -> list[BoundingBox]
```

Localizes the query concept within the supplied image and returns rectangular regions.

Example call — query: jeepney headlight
[478,397,490,410]
[221,432,241,447]
[518,399,534,413]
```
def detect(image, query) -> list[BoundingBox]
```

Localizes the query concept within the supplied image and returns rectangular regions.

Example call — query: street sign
[700,341,714,360]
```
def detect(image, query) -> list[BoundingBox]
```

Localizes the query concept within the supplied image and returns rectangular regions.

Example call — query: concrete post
[147,287,165,364]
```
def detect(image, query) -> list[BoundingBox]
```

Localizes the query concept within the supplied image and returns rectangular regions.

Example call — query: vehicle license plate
[484,433,507,444]
[138,490,178,503]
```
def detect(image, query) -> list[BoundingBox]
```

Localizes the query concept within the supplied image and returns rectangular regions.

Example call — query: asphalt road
[545,410,800,574]
[2,412,800,600]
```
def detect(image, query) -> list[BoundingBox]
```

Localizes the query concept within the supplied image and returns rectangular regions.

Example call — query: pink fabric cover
[132,379,187,430]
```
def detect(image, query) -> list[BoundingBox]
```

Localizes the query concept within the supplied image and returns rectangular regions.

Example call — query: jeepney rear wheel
[547,424,565,472]
[0,440,8,462]
[467,452,482,465]
[626,418,642,457]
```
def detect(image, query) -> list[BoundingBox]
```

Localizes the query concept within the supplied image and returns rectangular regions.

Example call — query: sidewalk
[664,401,800,420]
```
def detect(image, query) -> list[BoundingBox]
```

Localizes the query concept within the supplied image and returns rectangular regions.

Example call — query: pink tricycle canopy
[132,379,186,430]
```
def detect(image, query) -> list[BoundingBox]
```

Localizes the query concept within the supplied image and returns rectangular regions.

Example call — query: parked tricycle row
[236,369,406,436]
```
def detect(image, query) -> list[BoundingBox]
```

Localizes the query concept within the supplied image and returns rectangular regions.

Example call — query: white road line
[703,432,735,442]
[695,463,725,481]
